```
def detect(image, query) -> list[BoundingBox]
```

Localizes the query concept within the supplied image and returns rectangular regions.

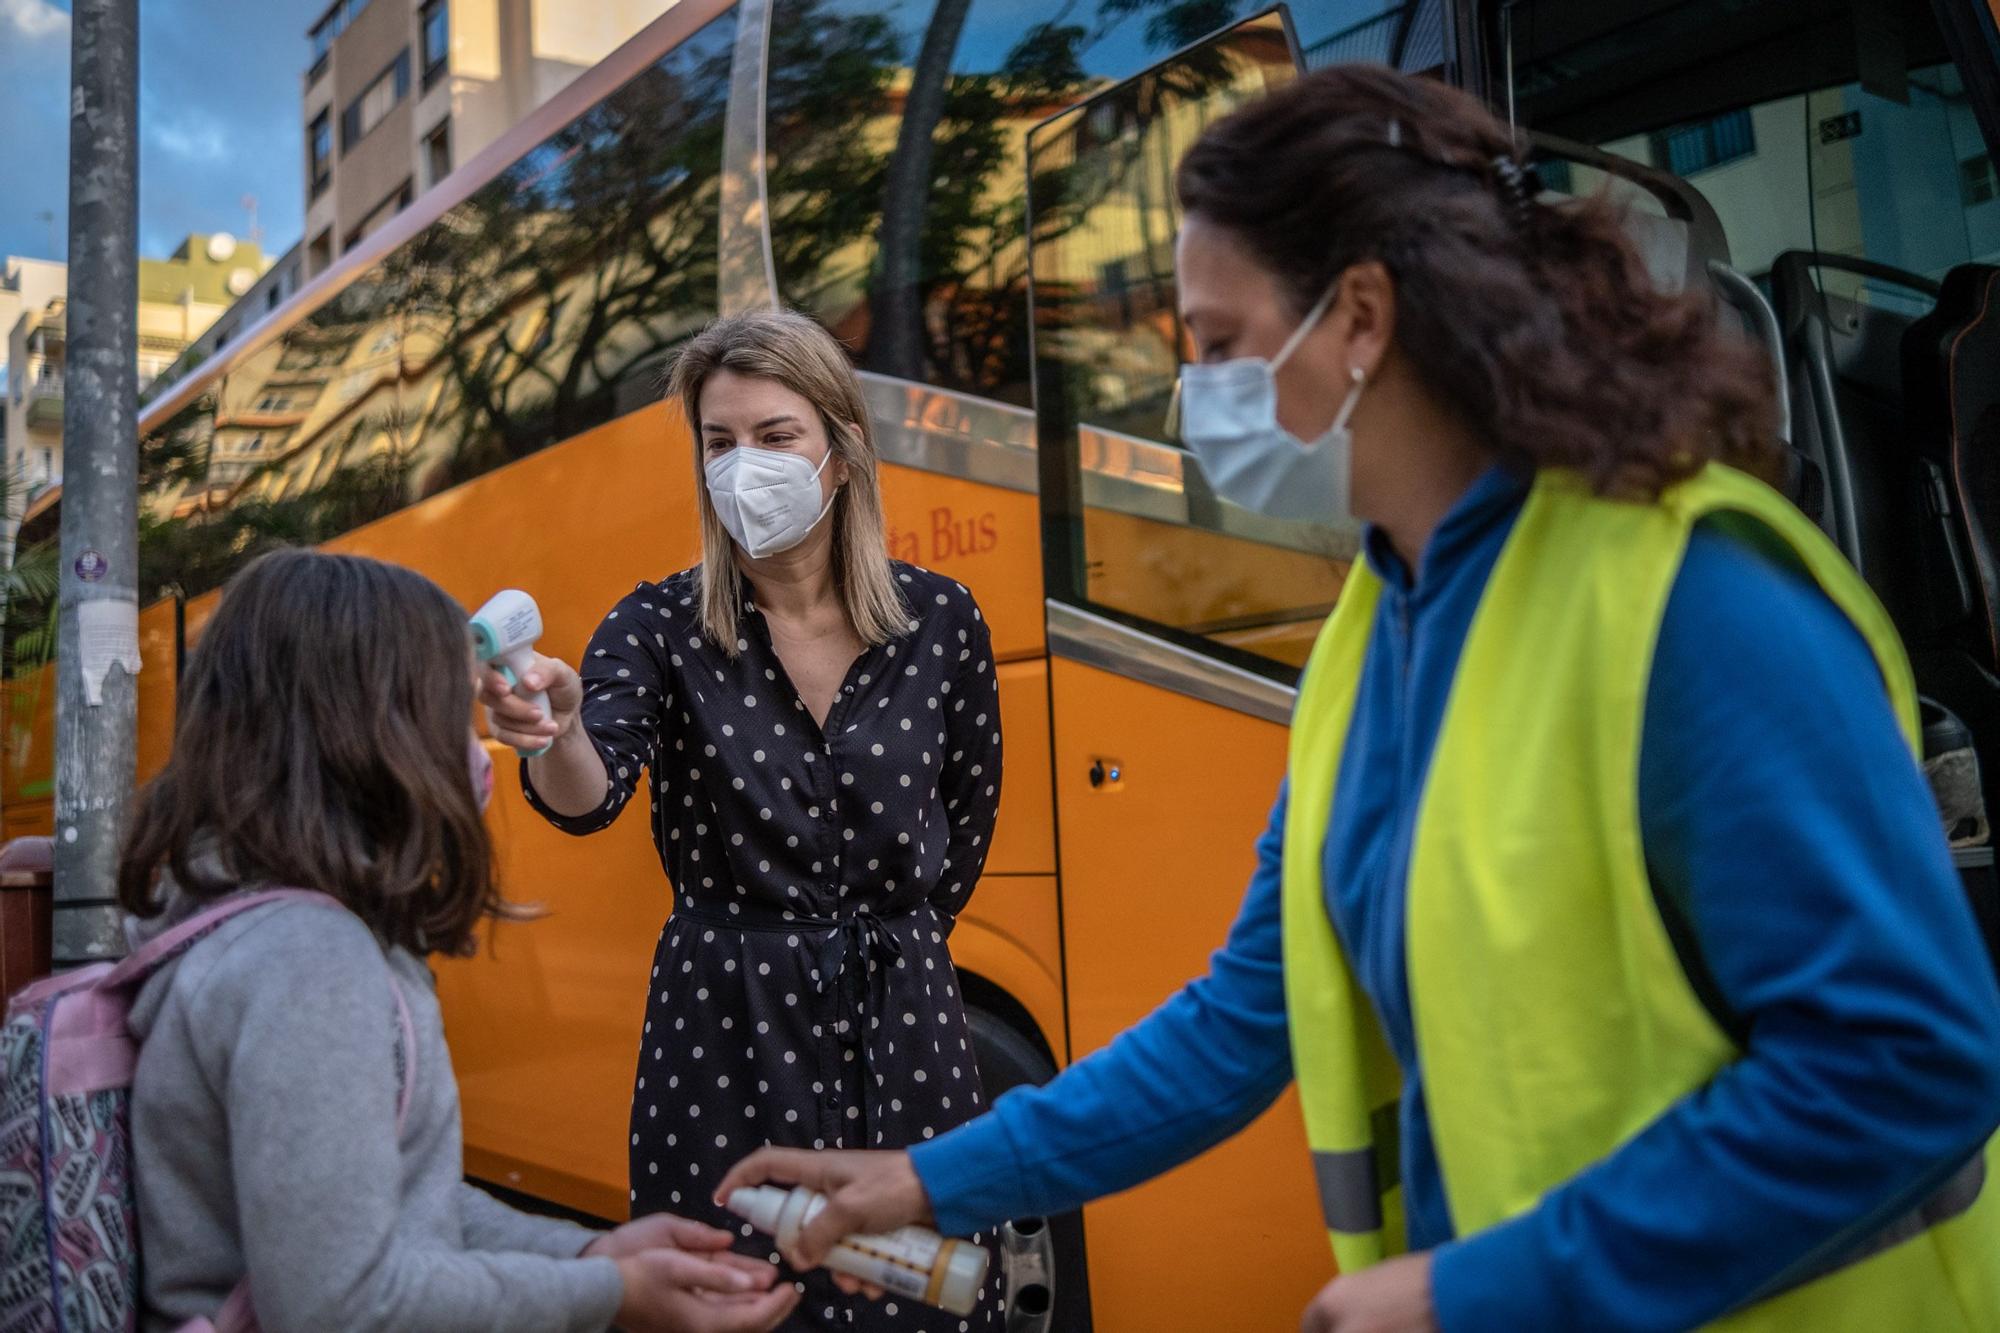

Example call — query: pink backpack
[0,889,414,1333]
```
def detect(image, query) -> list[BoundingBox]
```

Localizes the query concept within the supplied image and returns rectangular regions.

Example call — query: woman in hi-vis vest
[721,65,2000,1331]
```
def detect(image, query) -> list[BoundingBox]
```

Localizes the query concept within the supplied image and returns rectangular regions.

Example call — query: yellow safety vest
[1282,464,2000,1328]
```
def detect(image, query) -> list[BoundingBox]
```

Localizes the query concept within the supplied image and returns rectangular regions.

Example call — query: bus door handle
[1088,759,1123,789]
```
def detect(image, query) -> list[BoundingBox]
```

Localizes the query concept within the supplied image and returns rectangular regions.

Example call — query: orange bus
[9,0,2000,1327]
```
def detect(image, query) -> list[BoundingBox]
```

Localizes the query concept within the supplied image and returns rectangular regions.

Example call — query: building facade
[301,0,680,279]
[0,258,68,499]
[2,234,268,501]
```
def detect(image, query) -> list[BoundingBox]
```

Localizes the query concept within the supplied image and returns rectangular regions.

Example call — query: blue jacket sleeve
[1433,521,2000,1330]
[910,786,1295,1235]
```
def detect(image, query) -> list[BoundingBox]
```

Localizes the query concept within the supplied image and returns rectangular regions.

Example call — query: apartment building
[2,234,268,498]
[301,0,680,279]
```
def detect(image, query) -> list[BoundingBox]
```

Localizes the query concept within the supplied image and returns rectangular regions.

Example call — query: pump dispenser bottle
[726,1186,987,1317]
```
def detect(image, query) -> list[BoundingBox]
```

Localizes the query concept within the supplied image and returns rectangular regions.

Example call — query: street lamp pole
[53,0,141,965]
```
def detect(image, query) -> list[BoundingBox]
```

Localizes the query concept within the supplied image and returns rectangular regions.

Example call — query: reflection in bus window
[767,0,1450,408]
[130,10,738,605]
[1028,10,1377,674]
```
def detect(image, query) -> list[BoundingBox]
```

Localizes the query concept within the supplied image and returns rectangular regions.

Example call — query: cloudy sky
[0,0,321,266]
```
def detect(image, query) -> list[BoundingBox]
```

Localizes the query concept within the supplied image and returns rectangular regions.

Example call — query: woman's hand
[478,652,581,751]
[715,1148,933,1271]
[1299,1253,1437,1333]
[612,1248,799,1333]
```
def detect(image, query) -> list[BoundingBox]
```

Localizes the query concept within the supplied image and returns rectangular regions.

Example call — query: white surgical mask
[1178,280,1366,524]
[704,444,838,560]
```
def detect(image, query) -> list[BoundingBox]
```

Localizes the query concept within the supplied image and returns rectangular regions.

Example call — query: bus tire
[965,1004,1092,1333]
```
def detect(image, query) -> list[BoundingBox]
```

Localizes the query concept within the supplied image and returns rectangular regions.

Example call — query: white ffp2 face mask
[704,444,838,560]
[1178,280,1366,525]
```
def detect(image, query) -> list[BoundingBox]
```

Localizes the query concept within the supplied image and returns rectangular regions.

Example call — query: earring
[1331,365,1367,435]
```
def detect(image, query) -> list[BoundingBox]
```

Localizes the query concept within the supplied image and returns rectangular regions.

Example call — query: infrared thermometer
[470,588,552,758]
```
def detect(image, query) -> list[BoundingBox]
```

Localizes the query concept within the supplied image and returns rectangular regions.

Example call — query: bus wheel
[966,1005,1092,1333]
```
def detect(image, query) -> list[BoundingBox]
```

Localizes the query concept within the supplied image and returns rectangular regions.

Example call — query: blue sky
[0,0,320,266]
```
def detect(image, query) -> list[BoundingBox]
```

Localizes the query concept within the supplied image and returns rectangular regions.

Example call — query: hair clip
[1386,118,1404,149]
[1490,153,1543,229]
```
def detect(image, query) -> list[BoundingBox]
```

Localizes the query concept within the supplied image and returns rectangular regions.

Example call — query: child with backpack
[2,549,801,1333]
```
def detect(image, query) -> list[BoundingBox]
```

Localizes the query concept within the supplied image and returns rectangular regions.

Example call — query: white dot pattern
[519,564,1005,1329]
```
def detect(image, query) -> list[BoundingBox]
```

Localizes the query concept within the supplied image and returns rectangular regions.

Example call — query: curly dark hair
[1175,64,1780,499]
[119,548,513,956]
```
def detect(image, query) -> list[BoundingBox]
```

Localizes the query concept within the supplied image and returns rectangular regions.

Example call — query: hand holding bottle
[715,1148,933,1272]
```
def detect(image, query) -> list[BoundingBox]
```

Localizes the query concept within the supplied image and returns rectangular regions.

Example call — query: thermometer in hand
[470,588,552,757]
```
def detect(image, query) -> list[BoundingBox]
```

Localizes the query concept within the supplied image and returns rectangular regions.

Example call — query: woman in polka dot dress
[481,311,1004,1331]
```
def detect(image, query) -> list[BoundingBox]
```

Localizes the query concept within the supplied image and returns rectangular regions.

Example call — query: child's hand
[479,653,581,751]
[613,1250,798,1333]
[586,1213,740,1261]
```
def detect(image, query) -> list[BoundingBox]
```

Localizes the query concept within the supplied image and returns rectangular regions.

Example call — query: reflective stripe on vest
[1281,464,2000,1327]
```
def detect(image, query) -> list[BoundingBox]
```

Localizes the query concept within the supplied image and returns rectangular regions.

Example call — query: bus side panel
[2,661,56,841]
[951,654,1063,1057]
[876,464,1046,662]
[136,598,178,786]
[1048,656,1327,1331]
[294,404,1062,1217]
[1,597,180,842]
[947,873,1067,1066]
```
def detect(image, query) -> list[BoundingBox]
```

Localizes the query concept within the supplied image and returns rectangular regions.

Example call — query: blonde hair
[667,310,910,655]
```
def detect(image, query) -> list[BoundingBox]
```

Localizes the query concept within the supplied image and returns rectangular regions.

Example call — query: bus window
[1027,8,1350,674]
[399,10,736,490]
[765,0,1454,411]
[1502,0,1999,631]
[129,8,738,607]
[134,267,409,604]
[1507,1,1996,293]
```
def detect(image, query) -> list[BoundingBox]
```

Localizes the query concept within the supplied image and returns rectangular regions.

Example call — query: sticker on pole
[74,549,108,582]
[78,599,141,706]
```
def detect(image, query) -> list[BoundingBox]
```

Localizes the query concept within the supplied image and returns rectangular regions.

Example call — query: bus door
[1491,0,2000,945]
[1021,14,1338,1330]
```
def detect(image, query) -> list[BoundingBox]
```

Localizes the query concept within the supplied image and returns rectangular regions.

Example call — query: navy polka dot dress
[523,562,1004,1331]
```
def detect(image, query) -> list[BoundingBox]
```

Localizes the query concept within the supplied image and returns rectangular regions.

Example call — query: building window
[340,49,411,154]
[308,228,334,275]
[309,13,336,80]
[424,118,451,186]
[308,111,333,198]
[421,0,448,91]
[308,0,374,76]
[1651,108,1757,176]
[1963,153,1997,207]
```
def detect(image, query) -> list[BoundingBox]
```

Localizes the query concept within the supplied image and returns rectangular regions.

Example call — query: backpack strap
[102,888,332,991]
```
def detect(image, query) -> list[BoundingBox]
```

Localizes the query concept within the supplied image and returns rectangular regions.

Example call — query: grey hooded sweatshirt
[127,890,624,1331]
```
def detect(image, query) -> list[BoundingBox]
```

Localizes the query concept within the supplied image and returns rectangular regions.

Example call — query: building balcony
[24,379,62,431]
